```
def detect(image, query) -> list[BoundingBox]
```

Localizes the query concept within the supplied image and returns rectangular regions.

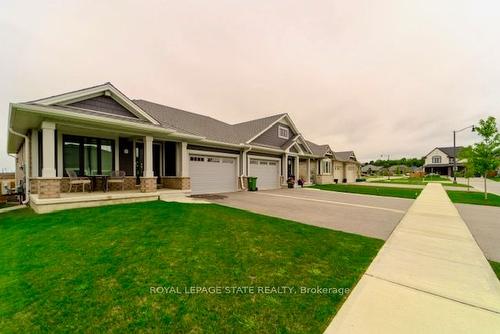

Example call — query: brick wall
[315,174,333,185]
[140,177,157,193]
[37,178,61,199]
[160,177,190,190]
[108,177,137,191]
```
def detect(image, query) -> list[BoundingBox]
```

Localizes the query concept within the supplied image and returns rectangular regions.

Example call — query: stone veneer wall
[315,174,334,185]
[34,178,61,199]
[140,177,157,193]
[31,176,138,194]
[160,177,191,190]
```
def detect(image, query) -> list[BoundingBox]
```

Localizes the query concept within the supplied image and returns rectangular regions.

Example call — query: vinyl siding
[251,123,296,148]
[68,95,138,118]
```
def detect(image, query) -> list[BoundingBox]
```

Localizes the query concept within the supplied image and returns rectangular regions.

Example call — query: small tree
[470,116,500,199]
[458,146,475,191]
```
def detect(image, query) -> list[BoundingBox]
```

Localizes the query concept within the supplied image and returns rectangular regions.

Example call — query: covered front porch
[28,120,194,200]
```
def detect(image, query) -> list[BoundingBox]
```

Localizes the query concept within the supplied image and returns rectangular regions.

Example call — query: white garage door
[248,158,280,190]
[189,154,237,195]
[345,164,357,183]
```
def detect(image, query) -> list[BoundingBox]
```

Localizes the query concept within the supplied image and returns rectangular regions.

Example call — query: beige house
[423,146,465,176]
[301,141,360,184]
[7,82,359,212]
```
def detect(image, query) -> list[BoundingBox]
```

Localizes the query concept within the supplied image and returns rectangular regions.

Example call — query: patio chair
[66,169,92,192]
[107,170,126,191]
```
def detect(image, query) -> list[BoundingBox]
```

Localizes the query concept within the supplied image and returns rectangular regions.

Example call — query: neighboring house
[6,82,359,211]
[423,146,464,176]
[0,173,16,195]
[360,164,382,175]
[388,164,411,175]
[334,151,360,182]
[302,141,360,183]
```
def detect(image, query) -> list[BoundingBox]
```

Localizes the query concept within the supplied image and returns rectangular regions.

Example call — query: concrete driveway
[457,203,500,262]
[457,177,500,195]
[210,188,413,240]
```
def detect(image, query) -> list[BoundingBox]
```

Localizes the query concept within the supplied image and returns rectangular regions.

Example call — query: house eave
[7,103,205,153]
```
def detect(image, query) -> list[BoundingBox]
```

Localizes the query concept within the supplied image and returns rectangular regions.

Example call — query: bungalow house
[423,146,464,176]
[7,83,357,212]
[360,164,382,175]
[301,141,360,184]
[334,151,360,182]
[388,164,411,175]
[7,83,358,212]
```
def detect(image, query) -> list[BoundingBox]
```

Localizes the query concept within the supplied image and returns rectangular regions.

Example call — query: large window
[321,159,332,174]
[278,125,289,139]
[431,156,442,164]
[63,135,115,176]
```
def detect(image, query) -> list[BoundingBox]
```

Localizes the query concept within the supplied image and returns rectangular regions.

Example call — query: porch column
[307,158,311,183]
[30,130,39,177]
[37,121,60,198]
[282,153,288,184]
[180,142,189,177]
[143,136,154,177]
[241,150,248,176]
[294,156,299,181]
[41,122,56,177]
[114,137,120,171]
[167,141,191,191]
[138,136,156,193]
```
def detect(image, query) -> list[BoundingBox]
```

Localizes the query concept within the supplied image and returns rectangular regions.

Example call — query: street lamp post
[452,125,475,184]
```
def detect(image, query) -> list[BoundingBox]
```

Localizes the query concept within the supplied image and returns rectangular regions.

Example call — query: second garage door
[248,158,280,190]
[345,164,358,183]
[189,154,237,195]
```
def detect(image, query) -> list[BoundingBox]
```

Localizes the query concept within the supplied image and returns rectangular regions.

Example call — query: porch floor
[30,188,190,214]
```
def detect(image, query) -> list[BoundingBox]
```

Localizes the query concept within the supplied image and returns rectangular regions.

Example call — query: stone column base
[36,178,62,198]
[140,177,158,193]
[160,177,191,190]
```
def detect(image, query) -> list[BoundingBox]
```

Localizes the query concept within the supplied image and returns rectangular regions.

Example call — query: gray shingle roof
[436,146,464,158]
[27,103,155,125]
[232,114,286,143]
[334,151,357,162]
[305,140,332,157]
[361,164,382,172]
[135,99,285,144]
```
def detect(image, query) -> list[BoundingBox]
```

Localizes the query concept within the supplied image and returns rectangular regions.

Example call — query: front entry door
[287,157,295,179]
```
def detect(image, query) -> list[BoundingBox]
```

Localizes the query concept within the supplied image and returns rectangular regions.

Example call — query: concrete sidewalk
[361,180,478,192]
[324,183,500,334]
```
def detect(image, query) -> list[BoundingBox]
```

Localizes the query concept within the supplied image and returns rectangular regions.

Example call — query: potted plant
[287,177,295,188]
[297,178,305,188]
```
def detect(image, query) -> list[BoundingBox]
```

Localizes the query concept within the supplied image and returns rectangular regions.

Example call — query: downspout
[240,145,252,190]
[8,128,30,204]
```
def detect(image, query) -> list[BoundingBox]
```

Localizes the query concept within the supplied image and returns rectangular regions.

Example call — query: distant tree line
[367,157,425,168]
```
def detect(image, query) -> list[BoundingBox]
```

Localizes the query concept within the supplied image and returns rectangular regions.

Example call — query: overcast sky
[1,0,499,171]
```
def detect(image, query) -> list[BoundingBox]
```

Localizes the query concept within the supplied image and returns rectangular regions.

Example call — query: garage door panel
[346,164,357,182]
[189,154,237,194]
[249,158,280,190]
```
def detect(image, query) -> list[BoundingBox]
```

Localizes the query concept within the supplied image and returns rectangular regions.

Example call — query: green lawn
[488,176,500,182]
[0,202,383,333]
[311,184,421,199]
[370,176,469,187]
[490,261,500,280]
[446,191,500,207]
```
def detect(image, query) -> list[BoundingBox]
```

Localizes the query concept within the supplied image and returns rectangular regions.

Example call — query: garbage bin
[247,177,258,191]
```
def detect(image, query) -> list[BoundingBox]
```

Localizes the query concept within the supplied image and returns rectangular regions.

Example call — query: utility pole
[452,125,475,184]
